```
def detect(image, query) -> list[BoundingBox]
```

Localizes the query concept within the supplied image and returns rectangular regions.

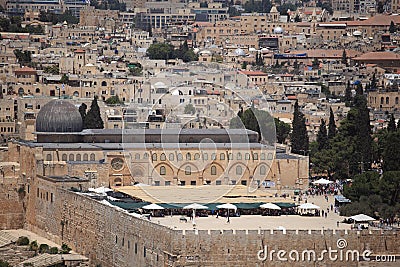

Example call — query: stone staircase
[0,230,18,248]
[17,253,63,267]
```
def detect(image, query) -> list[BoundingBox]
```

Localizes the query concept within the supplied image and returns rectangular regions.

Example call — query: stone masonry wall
[0,182,25,230]
[25,187,399,267]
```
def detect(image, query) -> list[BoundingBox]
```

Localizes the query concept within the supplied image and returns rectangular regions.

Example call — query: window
[236,165,242,175]
[231,180,237,185]
[169,153,174,161]
[194,153,200,160]
[62,154,67,161]
[83,154,88,161]
[144,153,148,159]
[245,153,250,160]
[396,97,399,105]
[253,153,258,160]
[165,181,171,186]
[76,154,81,161]
[260,153,266,160]
[90,153,95,161]
[46,154,52,161]
[241,180,247,186]
[160,153,166,161]
[260,165,266,175]
[216,180,222,185]
[154,181,160,186]
[186,153,191,160]
[267,153,273,160]
[386,97,389,105]
[228,153,233,160]
[220,153,225,160]
[160,166,166,175]
[211,153,216,160]
[237,153,242,160]
[152,153,157,161]
[69,154,74,161]
[185,166,191,175]
[202,153,208,160]
[135,153,140,160]
[177,153,183,161]
[211,165,217,175]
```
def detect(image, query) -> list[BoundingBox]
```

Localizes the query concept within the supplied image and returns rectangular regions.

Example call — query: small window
[202,153,208,160]
[260,153,266,160]
[46,154,52,161]
[267,153,273,160]
[211,153,216,160]
[231,180,237,185]
[194,153,200,160]
[236,165,242,175]
[216,180,222,185]
[69,154,74,161]
[177,153,183,161]
[154,181,160,186]
[160,153,166,161]
[169,153,174,161]
[237,153,242,160]
[83,153,88,161]
[253,153,258,160]
[211,165,217,175]
[220,153,225,160]
[152,153,157,161]
[160,166,166,175]
[144,153,149,159]
[135,153,140,160]
[90,153,95,161]
[62,154,67,161]
[165,181,171,186]
[190,180,196,186]
[186,153,191,160]
[260,165,266,175]
[245,153,250,160]
[185,166,191,175]
[228,153,233,160]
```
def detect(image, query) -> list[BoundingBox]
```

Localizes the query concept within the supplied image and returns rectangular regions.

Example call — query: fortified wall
[0,183,25,230]
[25,186,399,267]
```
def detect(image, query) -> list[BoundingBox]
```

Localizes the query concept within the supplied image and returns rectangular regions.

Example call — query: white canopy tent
[216,203,237,223]
[142,203,164,210]
[298,203,320,210]
[260,203,281,210]
[350,214,375,222]
[312,178,333,185]
[183,203,208,225]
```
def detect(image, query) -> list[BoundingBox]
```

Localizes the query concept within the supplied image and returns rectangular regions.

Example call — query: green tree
[0,260,10,267]
[105,95,123,105]
[60,74,69,85]
[389,21,396,33]
[275,118,291,144]
[328,107,336,140]
[387,113,396,132]
[61,243,72,254]
[49,247,59,254]
[84,96,104,129]
[316,119,328,150]
[355,82,363,95]
[14,49,32,64]
[184,103,196,115]
[344,80,352,107]
[146,43,175,60]
[29,240,38,253]
[16,236,30,246]
[370,72,377,90]
[383,131,400,172]
[291,101,309,155]
[78,103,87,123]
[38,243,49,254]
[341,49,347,66]
[43,65,59,74]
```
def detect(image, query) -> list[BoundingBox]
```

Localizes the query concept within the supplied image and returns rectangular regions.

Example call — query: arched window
[211,153,216,160]
[245,153,250,160]
[186,153,191,160]
[220,153,225,160]
[228,153,233,160]
[101,81,107,86]
[144,153,148,159]
[253,153,258,160]
[69,154,75,161]
[160,166,166,175]
[396,97,399,105]
[46,154,52,161]
[202,153,208,160]
[160,153,166,161]
[90,153,95,161]
[185,166,191,175]
[177,153,183,161]
[169,153,174,161]
[152,154,157,161]
[194,153,200,160]
[83,153,88,161]
[236,165,242,175]
[260,153,266,160]
[135,153,140,160]
[76,154,81,161]
[386,97,389,104]
[62,154,67,161]
[237,153,242,160]
[260,165,266,175]
[35,88,40,93]
[73,91,79,97]
[381,97,384,105]
[211,165,217,175]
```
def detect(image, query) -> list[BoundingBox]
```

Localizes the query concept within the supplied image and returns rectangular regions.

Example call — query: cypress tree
[370,72,377,90]
[345,80,352,106]
[316,118,328,150]
[78,103,87,123]
[84,96,104,129]
[353,95,372,172]
[341,49,347,66]
[388,113,396,132]
[291,101,309,155]
[328,107,336,140]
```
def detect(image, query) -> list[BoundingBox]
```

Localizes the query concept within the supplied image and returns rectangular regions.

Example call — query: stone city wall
[25,187,399,267]
[0,182,25,230]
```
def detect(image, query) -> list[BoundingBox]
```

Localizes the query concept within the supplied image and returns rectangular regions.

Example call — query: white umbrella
[216,203,237,223]
[142,203,164,210]
[312,178,333,185]
[350,214,375,222]
[298,203,320,210]
[260,203,281,210]
[183,203,208,225]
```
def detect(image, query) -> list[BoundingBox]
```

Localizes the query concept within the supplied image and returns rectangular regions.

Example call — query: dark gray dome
[36,99,83,132]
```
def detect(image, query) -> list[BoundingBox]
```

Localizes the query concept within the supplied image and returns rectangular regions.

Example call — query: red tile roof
[353,51,400,61]
[239,70,268,76]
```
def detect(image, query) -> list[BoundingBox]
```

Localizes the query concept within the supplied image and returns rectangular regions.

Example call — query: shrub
[0,259,10,267]
[16,236,30,246]
[60,243,71,254]
[49,247,59,254]
[29,240,38,251]
[38,243,49,253]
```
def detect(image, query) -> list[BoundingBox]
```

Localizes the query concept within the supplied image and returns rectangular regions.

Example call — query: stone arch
[152,162,175,178]
[252,162,272,180]
[76,154,81,161]
[69,154,75,161]
[62,154,67,161]
[83,153,88,161]
[177,162,200,176]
